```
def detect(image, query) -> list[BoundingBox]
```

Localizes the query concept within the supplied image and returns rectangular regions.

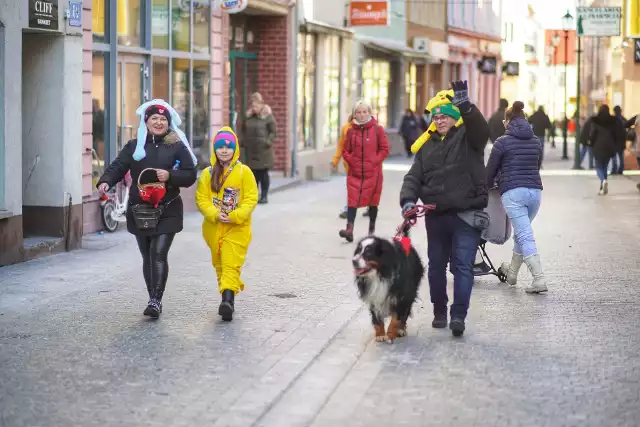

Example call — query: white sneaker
[602,180,609,195]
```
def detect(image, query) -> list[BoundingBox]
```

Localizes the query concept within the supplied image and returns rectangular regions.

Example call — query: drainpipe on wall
[290,0,299,178]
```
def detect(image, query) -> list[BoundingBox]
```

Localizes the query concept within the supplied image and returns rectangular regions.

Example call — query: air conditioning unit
[413,37,429,52]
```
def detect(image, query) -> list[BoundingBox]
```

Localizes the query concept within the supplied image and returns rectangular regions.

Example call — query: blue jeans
[426,213,481,321]
[609,151,624,173]
[501,188,542,258]
[595,158,608,182]
[580,145,594,169]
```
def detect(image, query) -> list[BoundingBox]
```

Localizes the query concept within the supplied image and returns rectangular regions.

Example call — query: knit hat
[213,130,237,152]
[132,99,197,165]
[410,89,465,154]
[431,103,461,121]
[144,104,172,125]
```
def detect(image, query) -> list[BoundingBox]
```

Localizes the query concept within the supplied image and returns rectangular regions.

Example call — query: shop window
[152,57,169,100]
[172,58,190,136]
[297,32,316,150]
[362,59,390,128]
[152,0,170,49]
[91,52,107,189]
[92,0,106,43]
[406,63,417,112]
[117,0,141,46]
[192,60,210,168]
[172,1,191,52]
[324,36,340,146]
[193,2,211,54]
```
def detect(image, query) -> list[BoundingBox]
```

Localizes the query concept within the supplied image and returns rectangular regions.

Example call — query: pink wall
[82,0,94,199]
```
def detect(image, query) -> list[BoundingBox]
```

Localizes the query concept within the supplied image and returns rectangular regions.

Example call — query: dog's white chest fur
[361,275,395,318]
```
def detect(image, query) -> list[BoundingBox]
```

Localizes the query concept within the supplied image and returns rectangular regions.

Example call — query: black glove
[402,202,417,219]
[447,80,471,113]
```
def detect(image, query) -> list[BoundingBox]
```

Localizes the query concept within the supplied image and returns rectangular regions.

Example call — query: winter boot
[450,318,465,337]
[368,220,376,236]
[143,299,162,318]
[523,254,548,293]
[258,195,269,204]
[339,209,347,219]
[339,223,354,243]
[499,252,524,286]
[219,290,235,321]
[432,306,447,328]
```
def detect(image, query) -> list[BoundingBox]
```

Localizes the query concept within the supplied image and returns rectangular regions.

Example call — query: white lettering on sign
[351,9,387,20]
[37,18,51,25]
[35,1,53,15]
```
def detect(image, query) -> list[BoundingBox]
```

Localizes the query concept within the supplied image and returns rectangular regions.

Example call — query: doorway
[229,51,258,134]
[116,56,149,153]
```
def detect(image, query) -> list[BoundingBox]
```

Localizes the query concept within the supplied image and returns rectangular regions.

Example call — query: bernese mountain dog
[352,234,424,343]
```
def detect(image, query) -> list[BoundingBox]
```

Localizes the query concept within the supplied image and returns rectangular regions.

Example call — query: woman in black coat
[589,105,625,195]
[97,101,197,318]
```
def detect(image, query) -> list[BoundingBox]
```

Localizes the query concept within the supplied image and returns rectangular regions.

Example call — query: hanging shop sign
[349,1,390,27]
[576,7,621,37]
[634,39,640,63]
[29,0,59,30]
[213,0,248,14]
[502,62,520,76]
[478,56,497,74]
[68,1,82,28]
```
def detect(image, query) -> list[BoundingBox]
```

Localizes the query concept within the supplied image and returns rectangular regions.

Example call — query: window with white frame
[297,32,316,150]
[324,35,340,146]
[362,59,390,128]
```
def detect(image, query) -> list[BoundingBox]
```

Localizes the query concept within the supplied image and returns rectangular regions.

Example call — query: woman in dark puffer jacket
[589,105,625,195]
[486,101,547,294]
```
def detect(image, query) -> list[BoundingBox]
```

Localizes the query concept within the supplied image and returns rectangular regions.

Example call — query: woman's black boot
[219,290,235,321]
[144,299,162,318]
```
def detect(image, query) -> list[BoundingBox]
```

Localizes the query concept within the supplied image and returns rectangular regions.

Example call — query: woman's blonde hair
[250,92,264,104]
[352,99,373,114]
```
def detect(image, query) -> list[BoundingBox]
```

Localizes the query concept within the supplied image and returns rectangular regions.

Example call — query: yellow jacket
[331,122,352,172]
[195,127,258,294]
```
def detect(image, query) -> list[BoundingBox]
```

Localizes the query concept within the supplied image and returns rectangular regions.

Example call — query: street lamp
[550,33,561,148]
[561,10,573,160]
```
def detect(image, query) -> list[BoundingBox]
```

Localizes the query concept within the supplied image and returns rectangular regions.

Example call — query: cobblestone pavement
[1,156,640,427]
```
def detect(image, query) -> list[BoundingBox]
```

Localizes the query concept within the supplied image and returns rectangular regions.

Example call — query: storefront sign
[349,1,389,27]
[478,56,497,74]
[576,7,621,37]
[635,39,640,63]
[29,0,59,30]
[213,0,248,14]
[68,1,82,27]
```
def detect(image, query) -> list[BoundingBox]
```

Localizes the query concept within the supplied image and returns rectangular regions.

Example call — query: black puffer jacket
[400,105,490,213]
[97,131,197,236]
[589,112,625,161]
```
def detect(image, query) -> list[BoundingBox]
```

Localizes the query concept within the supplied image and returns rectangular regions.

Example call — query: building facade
[0,0,85,266]
[447,0,502,118]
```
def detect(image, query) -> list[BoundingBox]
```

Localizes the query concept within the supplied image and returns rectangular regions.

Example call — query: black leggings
[253,169,270,197]
[135,233,175,301]
[347,206,378,225]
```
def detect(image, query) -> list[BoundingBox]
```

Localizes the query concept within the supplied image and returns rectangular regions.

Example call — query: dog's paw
[396,328,407,337]
[375,334,388,342]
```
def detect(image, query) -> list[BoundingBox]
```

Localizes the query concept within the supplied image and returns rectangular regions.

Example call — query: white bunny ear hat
[133,99,198,165]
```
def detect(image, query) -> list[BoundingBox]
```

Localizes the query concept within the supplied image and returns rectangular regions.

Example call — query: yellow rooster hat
[410,89,465,154]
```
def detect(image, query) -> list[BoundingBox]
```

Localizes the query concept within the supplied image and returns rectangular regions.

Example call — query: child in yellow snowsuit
[195,126,258,321]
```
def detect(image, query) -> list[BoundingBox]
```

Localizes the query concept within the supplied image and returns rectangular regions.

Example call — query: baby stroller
[473,188,511,282]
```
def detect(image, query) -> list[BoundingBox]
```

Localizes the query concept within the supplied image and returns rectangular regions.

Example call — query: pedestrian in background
[589,105,625,195]
[528,106,552,164]
[485,101,547,294]
[339,100,389,242]
[97,100,198,318]
[488,98,508,143]
[399,108,421,158]
[195,127,258,322]
[400,81,490,337]
[610,105,627,174]
[242,92,276,204]
[331,114,353,219]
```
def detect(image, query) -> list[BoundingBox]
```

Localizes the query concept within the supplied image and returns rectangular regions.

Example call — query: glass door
[116,56,149,153]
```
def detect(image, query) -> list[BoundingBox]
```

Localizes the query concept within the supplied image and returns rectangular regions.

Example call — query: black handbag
[131,204,164,230]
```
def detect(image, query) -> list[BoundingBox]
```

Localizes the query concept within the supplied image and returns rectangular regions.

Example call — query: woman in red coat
[339,100,390,242]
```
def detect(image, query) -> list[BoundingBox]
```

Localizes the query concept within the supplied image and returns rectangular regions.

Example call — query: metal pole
[562,29,569,160]
[573,35,582,169]
[290,1,299,178]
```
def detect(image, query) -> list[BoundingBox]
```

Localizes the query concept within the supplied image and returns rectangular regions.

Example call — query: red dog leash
[393,204,436,255]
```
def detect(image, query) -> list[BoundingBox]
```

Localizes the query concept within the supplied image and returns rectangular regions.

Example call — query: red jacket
[343,118,389,208]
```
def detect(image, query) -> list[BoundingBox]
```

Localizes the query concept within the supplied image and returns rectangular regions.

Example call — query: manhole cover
[271,293,297,299]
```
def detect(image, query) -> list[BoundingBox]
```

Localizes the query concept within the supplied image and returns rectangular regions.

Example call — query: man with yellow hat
[400,80,490,338]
